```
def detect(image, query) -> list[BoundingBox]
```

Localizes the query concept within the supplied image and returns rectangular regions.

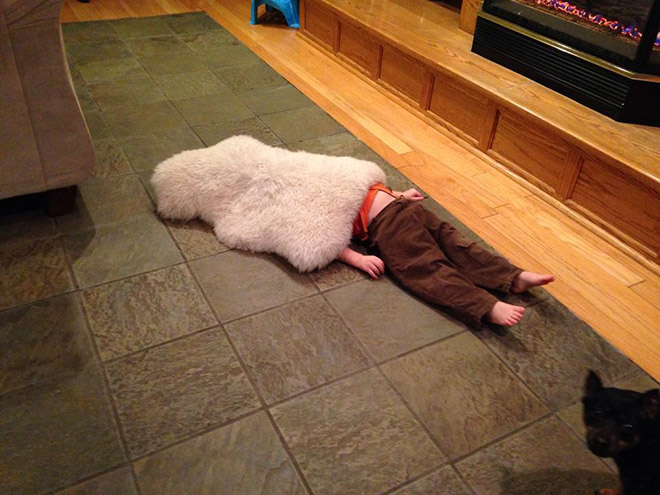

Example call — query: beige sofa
[0,0,94,213]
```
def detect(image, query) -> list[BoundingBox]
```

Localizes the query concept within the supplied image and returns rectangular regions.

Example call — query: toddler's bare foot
[511,271,555,294]
[486,302,525,326]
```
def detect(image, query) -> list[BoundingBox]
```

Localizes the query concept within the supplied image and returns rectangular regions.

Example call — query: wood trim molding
[420,71,434,111]
[557,149,583,200]
[478,100,498,152]
[333,16,341,53]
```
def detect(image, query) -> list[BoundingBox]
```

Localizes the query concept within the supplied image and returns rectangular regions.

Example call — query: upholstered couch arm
[0,0,94,200]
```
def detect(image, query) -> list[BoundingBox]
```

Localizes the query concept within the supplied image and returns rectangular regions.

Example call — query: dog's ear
[642,389,660,420]
[585,370,603,395]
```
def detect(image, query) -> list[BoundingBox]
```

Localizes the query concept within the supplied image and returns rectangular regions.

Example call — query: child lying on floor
[339,183,554,327]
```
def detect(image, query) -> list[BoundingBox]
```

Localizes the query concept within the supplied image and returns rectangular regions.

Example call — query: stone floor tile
[0,236,74,311]
[66,40,132,65]
[391,465,472,495]
[56,175,154,233]
[455,416,617,495]
[260,106,345,143]
[326,278,465,362]
[138,51,207,76]
[138,171,157,202]
[271,369,444,495]
[226,295,369,404]
[55,467,137,495]
[152,70,229,100]
[110,16,174,39]
[192,117,282,147]
[63,215,182,288]
[172,92,254,126]
[119,127,203,173]
[178,29,239,50]
[0,365,125,495]
[62,21,119,44]
[308,260,366,291]
[164,13,222,35]
[125,35,189,57]
[198,44,261,70]
[91,139,134,178]
[82,265,216,360]
[75,85,98,113]
[165,219,229,260]
[476,298,638,409]
[382,332,548,459]
[83,109,114,140]
[288,132,387,166]
[77,58,148,84]
[69,64,88,88]
[0,294,92,395]
[134,412,306,495]
[103,101,189,138]
[106,329,259,458]
[0,208,57,243]
[190,250,317,322]
[214,60,287,90]
[88,78,166,111]
[236,84,314,115]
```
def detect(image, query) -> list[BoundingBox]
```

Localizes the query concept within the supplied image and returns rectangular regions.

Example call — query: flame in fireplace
[534,0,660,46]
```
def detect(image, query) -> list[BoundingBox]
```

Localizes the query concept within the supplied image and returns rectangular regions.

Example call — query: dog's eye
[592,408,603,418]
[622,423,634,430]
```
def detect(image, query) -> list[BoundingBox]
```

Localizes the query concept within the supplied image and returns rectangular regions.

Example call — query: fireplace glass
[482,0,660,74]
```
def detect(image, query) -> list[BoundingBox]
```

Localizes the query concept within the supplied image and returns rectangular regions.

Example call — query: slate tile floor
[0,11,657,495]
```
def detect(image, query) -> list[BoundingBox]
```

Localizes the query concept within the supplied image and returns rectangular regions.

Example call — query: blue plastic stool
[250,0,299,29]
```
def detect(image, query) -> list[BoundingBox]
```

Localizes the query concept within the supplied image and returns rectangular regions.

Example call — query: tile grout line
[126,408,264,464]
[447,463,481,495]
[450,411,554,465]
[74,290,144,495]
[373,326,469,368]
[318,288,457,473]
[101,320,220,365]
[476,300,560,411]
[375,461,453,495]
[265,362,378,410]
[41,462,136,495]
[185,259,316,495]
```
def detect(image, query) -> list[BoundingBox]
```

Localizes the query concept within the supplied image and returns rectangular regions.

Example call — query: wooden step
[299,0,660,271]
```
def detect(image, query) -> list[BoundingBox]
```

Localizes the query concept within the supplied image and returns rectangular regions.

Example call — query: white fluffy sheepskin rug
[151,135,385,272]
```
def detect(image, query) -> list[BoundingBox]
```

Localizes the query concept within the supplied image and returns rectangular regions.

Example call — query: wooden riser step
[299,0,660,271]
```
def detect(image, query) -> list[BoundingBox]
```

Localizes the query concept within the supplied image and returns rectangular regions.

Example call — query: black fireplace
[472,0,660,125]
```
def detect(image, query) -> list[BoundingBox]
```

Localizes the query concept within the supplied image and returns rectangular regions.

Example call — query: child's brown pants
[366,199,522,327]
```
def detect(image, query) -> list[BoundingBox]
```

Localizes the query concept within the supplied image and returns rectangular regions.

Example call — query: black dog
[582,370,660,495]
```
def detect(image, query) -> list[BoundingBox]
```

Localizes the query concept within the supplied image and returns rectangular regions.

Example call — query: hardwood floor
[61,0,660,380]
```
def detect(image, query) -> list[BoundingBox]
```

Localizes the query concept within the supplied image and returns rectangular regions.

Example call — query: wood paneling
[571,158,660,257]
[303,0,336,50]
[459,0,483,34]
[337,22,380,78]
[556,149,583,200]
[490,111,570,194]
[429,71,491,142]
[298,0,660,263]
[380,44,428,104]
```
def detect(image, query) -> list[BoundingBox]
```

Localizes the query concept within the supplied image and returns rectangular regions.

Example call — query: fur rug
[151,135,385,271]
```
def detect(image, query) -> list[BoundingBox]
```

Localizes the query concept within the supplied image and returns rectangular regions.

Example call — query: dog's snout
[587,433,613,457]
[593,436,609,447]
